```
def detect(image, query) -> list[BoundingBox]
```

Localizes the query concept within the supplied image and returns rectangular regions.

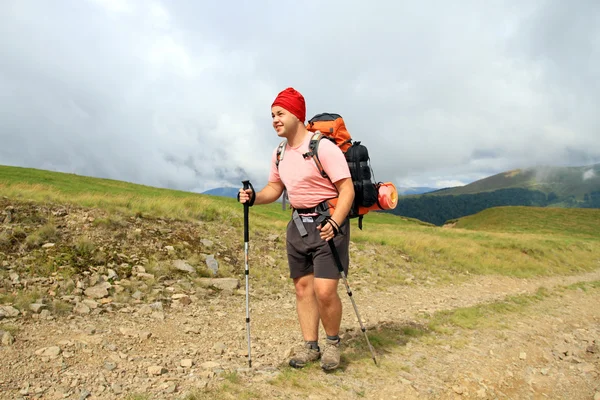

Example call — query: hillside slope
[429,163,600,199]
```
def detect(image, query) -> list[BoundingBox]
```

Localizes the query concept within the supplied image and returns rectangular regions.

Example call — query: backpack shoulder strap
[275,139,287,169]
[302,132,329,178]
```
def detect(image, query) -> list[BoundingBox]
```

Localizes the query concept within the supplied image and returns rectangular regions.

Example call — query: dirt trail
[1,267,599,399]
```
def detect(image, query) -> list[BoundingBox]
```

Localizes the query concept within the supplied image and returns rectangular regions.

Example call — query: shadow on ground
[338,320,430,370]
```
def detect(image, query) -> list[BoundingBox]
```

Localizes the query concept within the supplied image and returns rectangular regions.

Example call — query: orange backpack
[276,113,398,229]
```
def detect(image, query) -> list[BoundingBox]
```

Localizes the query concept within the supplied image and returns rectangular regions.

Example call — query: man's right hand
[238,188,254,204]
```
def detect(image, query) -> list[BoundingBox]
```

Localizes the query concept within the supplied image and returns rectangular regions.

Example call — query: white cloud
[583,169,595,180]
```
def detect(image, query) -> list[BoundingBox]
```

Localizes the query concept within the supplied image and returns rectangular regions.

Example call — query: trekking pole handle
[242,180,253,242]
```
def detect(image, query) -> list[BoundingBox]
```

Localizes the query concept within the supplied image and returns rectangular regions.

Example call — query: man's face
[271,106,299,138]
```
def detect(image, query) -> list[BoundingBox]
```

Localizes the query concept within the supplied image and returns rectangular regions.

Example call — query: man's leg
[293,273,320,341]
[313,277,342,337]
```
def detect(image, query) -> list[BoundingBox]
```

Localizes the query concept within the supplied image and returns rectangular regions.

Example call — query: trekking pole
[324,221,378,366]
[242,180,254,368]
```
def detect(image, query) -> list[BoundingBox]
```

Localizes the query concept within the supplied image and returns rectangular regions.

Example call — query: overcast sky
[1,0,599,193]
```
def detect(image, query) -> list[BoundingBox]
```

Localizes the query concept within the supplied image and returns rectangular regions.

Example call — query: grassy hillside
[449,206,600,239]
[2,164,600,287]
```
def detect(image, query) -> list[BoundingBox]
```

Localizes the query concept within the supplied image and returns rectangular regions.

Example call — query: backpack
[276,112,397,229]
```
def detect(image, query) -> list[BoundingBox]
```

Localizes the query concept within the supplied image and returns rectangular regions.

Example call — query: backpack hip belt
[290,200,333,237]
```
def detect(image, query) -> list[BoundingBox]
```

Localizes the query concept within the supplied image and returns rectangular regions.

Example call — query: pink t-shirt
[268,133,351,209]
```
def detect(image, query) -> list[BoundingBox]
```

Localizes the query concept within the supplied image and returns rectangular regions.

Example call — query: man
[238,87,355,371]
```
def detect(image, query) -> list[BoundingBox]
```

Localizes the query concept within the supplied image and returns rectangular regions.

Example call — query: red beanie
[271,87,306,123]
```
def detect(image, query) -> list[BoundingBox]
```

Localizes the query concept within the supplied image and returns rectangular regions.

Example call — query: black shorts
[286,216,350,280]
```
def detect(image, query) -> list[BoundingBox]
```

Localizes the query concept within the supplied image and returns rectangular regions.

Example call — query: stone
[73,302,91,315]
[2,331,15,346]
[148,365,167,376]
[84,282,111,299]
[104,361,117,371]
[172,294,192,305]
[0,305,19,319]
[36,346,61,358]
[200,361,220,370]
[173,260,195,273]
[180,359,194,368]
[198,278,240,291]
[29,303,47,313]
[206,255,219,275]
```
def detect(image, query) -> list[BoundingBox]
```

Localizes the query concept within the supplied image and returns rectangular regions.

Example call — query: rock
[148,365,167,375]
[84,282,111,299]
[213,342,227,355]
[111,384,123,395]
[29,303,47,313]
[137,305,153,315]
[476,388,486,398]
[42,243,55,248]
[200,361,220,370]
[198,278,240,291]
[172,294,192,305]
[452,385,466,395]
[586,344,598,354]
[36,346,61,358]
[73,302,91,315]
[119,327,152,340]
[131,291,143,300]
[201,239,214,247]
[2,331,15,346]
[519,352,527,360]
[104,361,117,371]
[165,246,175,252]
[180,359,194,368]
[206,255,219,275]
[0,305,20,318]
[173,260,195,273]
[107,269,118,280]
[82,299,98,309]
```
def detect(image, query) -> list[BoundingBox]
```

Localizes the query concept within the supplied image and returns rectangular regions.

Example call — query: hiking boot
[320,338,341,371]
[288,343,320,368]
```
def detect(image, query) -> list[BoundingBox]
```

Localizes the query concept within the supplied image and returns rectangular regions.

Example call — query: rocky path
[1,268,599,399]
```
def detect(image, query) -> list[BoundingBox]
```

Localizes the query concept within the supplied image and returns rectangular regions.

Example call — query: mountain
[385,163,600,225]
[397,186,437,195]
[202,187,240,198]
[426,164,600,200]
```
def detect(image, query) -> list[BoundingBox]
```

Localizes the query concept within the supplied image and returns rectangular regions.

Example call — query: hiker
[238,87,355,371]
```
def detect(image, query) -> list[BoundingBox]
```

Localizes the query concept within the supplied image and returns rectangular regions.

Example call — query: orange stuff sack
[306,113,352,153]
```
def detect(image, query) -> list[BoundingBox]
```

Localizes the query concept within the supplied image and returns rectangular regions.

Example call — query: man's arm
[330,177,354,227]
[317,176,354,240]
[239,180,285,205]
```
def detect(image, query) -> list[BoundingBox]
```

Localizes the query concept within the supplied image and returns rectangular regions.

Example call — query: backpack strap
[275,139,287,169]
[302,132,329,178]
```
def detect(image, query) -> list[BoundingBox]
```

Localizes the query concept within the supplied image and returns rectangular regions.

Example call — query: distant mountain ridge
[397,187,437,195]
[427,163,600,199]
[202,187,239,198]
[386,163,600,225]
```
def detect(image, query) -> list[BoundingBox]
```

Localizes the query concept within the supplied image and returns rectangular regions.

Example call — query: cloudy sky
[1,0,599,193]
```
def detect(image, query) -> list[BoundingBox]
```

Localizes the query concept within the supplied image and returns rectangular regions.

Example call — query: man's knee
[314,278,340,305]
[293,274,314,299]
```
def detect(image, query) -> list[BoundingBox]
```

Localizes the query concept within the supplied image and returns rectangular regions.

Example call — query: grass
[452,206,600,239]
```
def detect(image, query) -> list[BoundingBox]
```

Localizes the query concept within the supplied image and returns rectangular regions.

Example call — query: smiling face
[271,106,300,138]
